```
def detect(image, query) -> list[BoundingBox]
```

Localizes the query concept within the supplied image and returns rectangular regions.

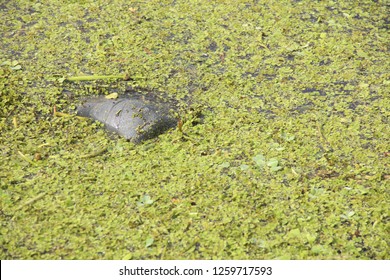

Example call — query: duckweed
[0,0,389,259]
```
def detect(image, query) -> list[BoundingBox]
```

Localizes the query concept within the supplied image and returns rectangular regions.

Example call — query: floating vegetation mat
[0,0,389,259]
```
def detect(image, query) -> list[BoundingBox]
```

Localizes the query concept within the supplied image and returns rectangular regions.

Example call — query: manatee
[76,96,177,143]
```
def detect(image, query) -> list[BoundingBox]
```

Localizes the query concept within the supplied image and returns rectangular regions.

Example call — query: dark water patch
[256,108,277,119]
[348,101,364,110]
[208,41,218,52]
[262,74,276,81]
[301,87,326,96]
[319,59,332,66]
[238,53,253,60]
[291,101,315,115]
[286,54,295,61]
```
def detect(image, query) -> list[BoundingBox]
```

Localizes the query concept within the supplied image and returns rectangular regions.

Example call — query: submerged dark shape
[77,95,177,143]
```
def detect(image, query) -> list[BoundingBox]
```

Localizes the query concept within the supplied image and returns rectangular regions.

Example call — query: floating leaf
[145,237,154,248]
[305,233,317,245]
[356,186,369,195]
[137,194,154,206]
[340,211,355,220]
[267,158,282,172]
[311,245,326,254]
[239,164,249,171]
[10,65,22,70]
[253,154,266,167]
[309,187,326,198]
[356,49,368,58]
[286,228,301,240]
[271,166,282,172]
[122,252,132,260]
[267,158,279,167]
[220,162,230,168]
[281,132,295,142]
[270,142,285,151]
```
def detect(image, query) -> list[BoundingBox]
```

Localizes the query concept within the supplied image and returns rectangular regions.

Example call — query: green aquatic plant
[253,154,282,172]
[137,195,154,207]
[0,0,388,260]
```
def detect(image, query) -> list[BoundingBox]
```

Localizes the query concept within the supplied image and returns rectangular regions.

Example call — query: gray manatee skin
[77,96,177,143]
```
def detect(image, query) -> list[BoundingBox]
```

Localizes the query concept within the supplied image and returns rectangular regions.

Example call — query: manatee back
[77,96,176,142]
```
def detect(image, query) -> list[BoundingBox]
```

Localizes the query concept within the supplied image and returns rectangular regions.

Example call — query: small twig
[15,192,46,211]
[17,151,35,165]
[80,146,108,159]
[66,74,128,81]
[177,119,183,133]
[312,114,333,151]
[53,106,87,120]
[53,111,73,117]
[12,117,18,129]
[316,122,326,141]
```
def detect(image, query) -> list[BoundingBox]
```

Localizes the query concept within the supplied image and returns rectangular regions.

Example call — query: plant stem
[66,74,128,81]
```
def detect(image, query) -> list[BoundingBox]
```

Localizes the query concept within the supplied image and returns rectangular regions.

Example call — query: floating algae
[76,95,177,143]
